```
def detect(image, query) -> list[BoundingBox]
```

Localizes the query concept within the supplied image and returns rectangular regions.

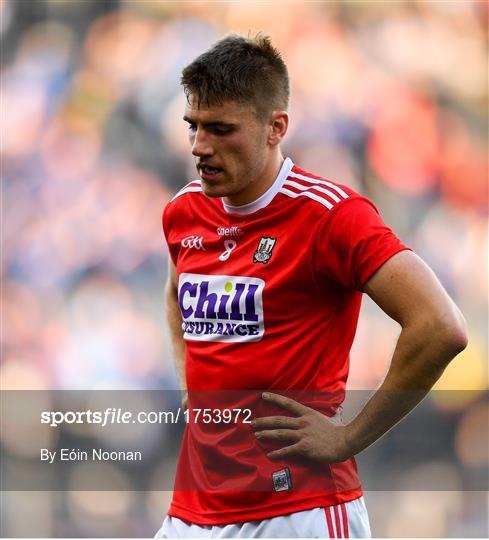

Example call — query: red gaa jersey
[162,158,409,525]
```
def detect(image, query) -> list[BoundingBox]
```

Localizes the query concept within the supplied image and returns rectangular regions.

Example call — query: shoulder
[170,179,203,203]
[280,164,356,210]
[162,179,206,238]
[280,164,377,220]
[163,179,204,220]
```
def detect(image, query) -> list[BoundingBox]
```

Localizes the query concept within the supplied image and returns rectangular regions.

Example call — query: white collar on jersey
[222,157,294,215]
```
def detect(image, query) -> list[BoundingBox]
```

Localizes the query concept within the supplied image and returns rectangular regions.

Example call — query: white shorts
[155,496,371,538]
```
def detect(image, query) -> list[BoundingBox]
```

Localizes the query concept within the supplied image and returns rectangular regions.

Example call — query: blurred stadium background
[1,0,487,537]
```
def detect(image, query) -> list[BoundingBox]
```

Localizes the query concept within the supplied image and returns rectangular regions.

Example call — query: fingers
[251,415,301,430]
[251,393,318,462]
[254,429,301,442]
[261,392,312,416]
[267,442,305,460]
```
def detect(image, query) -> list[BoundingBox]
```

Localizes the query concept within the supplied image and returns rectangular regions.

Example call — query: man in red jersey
[155,34,467,538]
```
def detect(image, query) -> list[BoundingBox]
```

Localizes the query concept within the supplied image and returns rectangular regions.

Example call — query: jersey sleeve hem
[359,246,413,290]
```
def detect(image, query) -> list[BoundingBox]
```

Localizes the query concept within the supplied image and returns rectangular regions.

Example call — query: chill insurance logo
[178,273,265,342]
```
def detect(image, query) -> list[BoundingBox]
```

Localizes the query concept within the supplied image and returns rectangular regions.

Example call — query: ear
[268,111,289,146]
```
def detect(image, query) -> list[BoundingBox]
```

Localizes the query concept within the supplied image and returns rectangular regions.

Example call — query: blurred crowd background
[1,0,487,537]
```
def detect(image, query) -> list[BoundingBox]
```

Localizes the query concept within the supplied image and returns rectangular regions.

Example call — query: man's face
[183,97,270,204]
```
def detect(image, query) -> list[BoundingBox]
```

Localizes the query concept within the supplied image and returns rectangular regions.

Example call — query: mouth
[198,164,223,182]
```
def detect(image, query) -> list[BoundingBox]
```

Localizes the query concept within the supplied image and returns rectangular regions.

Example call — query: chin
[201,183,227,198]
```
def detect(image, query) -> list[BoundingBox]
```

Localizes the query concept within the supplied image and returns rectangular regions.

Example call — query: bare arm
[343,249,468,456]
[166,258,187,407]
[252,250,468,461]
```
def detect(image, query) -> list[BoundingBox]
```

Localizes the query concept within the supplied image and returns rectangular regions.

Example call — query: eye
[211,126,233,135]
[187,123,197,132]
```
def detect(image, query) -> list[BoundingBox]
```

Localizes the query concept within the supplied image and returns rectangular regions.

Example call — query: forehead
[184,97,257,123]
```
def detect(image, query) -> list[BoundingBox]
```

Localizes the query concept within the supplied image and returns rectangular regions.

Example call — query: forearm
[253,252,468,464]
[345,321,466,456]
[252,321,466,464]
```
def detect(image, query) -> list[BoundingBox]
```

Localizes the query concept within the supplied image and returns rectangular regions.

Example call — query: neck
[223,151,285,207]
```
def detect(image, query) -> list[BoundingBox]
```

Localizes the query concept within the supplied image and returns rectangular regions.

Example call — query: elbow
[444,322,468,356]
[434,308,468,360]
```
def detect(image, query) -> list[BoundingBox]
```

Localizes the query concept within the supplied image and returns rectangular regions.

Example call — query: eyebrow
[182,116,237,128]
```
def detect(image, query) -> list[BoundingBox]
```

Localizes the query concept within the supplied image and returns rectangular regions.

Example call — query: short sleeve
[313,197,411,290]
[162,201,179,265]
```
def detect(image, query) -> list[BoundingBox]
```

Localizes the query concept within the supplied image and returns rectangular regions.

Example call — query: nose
[191,128,214,158]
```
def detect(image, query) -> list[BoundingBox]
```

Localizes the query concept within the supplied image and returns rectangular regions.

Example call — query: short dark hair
[181,34,290,120]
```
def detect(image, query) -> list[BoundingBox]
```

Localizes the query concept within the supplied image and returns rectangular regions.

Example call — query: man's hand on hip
[251,392,353,463]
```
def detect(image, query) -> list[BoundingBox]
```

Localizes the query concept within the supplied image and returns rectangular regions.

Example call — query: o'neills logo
[216,226,243,237]
[178,273,265,342]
